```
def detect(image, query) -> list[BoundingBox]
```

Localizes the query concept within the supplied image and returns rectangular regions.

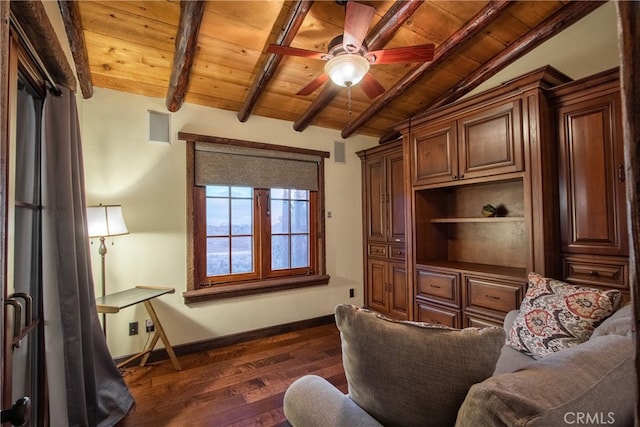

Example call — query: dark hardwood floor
[116,323,347,427]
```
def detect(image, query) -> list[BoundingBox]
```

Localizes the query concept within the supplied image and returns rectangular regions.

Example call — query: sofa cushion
[456,334,634,427]
[335,304,505,427]
[591,302,632,338]
[507,272,620,359]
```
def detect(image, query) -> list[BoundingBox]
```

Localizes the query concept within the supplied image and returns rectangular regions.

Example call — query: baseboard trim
[115,314,336,367]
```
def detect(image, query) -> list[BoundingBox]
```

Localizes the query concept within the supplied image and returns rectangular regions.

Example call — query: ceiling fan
[267,1,435,99]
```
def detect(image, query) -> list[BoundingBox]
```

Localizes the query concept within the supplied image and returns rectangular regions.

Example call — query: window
[182,134,330,303]
[203,186,316,282]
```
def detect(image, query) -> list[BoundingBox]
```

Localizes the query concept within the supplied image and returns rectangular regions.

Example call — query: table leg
[141,300,182,371]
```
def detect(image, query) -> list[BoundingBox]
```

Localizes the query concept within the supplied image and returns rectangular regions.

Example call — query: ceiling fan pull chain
[347,83,352,115]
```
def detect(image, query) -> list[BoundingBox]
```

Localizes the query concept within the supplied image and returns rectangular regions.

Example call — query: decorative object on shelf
[481,204,509,217]
[87,204,129,335]
[481,204,499,217]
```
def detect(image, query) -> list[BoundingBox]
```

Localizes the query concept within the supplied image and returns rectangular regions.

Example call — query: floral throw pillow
[507,272,621,359]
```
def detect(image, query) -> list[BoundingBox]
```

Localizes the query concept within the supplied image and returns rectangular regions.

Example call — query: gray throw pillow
[335,304,505,427]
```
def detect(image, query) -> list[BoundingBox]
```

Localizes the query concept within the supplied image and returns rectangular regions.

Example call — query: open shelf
[430,217,525,223]
[414,178,529,271]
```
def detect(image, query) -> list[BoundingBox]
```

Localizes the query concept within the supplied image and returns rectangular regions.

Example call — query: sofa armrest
[503,309,519,334]
[283,375,383,427]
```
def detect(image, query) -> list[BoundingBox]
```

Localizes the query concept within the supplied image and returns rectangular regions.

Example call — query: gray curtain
[41,86,134,426]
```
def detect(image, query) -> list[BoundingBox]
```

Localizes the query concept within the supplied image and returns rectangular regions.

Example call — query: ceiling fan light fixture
[324,54,370,87]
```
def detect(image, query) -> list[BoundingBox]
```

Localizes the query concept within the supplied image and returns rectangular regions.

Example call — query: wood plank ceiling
[61,0,605,140]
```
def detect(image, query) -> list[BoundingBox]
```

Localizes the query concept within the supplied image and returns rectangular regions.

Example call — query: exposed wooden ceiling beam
[426,0,606,112]
[292,0,424,133]
[166,0,205,112]
[341,0,511,139]
[237,0,314,123]
[10,0,76,92]
[58,0,93,99]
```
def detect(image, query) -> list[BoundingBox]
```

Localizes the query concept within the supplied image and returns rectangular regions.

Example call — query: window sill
[183,274,330,304]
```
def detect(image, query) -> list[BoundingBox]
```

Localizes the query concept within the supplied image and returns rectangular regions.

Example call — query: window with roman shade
[181,132,330,303]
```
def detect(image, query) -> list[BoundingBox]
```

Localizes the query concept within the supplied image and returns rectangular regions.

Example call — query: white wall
[80,91,377,357]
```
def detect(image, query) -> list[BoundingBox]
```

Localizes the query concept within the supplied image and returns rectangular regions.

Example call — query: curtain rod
[9,13,62,96]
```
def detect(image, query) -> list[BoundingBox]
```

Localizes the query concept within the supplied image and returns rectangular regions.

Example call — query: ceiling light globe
[324,54,370,87]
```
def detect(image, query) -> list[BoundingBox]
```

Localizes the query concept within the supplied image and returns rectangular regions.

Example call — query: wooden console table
[96,285,181,371]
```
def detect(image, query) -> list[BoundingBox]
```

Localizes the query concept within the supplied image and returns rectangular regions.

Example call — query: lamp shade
[87,205,129,238]
[324,54,370,87]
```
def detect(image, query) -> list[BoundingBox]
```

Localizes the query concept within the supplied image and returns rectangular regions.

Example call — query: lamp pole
[98,236,107,335]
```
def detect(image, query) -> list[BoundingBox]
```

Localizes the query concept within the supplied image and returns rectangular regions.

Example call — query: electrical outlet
[349,288,355,298]
[129,321,138,336]
[145,319,154,333]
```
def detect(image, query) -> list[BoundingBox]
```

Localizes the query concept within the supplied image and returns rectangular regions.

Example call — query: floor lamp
[87,204,129,335]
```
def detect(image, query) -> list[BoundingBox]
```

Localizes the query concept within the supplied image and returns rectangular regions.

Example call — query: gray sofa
[284,303,634,426]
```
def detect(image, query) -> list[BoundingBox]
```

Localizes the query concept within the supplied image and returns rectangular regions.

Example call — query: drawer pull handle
[485,294,500,300]
[589,270,599,277]
[430,284,441,289]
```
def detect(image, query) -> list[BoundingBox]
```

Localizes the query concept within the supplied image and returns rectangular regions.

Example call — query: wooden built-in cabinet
[358,67,628,326]
[397,67,572,326]
[411,100,523,186]
[553,68,629,300]
[357,140,409,319]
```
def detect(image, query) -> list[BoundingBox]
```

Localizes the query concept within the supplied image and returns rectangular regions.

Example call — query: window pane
[291,235,309,268]
[291,200,309,233]
[231,199,252,235]
[271,199,290,234]
[231,186,252,198]
[271,235,290,270]
[206,185,254,278]
[231,236,253,273]
[271,188,288,199]
[207,198,229,236]
[291,189,308,200]
[206,185,229,197]
[207,237,230,276]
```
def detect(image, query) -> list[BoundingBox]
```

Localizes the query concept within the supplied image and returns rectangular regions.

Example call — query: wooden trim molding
[115,314,336,367]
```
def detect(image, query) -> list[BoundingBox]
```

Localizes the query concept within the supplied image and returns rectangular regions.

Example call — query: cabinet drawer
[416,300,461,328]
[416,268,460,307]
[368,244,388,258]
[389,245,406,261]
[464,276,524,315]
[563,256,628,289]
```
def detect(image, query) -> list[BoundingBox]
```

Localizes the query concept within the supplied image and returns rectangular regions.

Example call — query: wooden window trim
[182,134,330,304]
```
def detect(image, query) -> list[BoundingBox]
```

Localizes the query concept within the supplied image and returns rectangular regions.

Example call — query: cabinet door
[367,259,388,313]
[387,151,405,243]
[364,156,387,242]
[457,100,523,179]
[411,121,457,185]
[557,93,627,256]
[388,262,408,319]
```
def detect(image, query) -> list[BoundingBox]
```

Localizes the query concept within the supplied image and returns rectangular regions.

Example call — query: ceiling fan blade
[343,2,375,53]
[366,43,436,64]
[266,44,327,60]
[297,73,330,96]
[360,73,385,99]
